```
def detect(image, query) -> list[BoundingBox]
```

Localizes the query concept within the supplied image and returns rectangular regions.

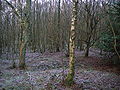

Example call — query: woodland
[0,0,120,90]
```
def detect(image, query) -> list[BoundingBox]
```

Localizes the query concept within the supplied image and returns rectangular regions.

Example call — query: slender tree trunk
[19,0,25,69]
[56,0,61,52]
[85,43,90,57]
[31,0,36,52]
[65,0,78,86]
[0,0,2,57]
[65,43,70,57]
[19,0,31,69]
[19,27,27,69]
[100,49,103,55]
[80,43,83,51]
[85,36,91,57]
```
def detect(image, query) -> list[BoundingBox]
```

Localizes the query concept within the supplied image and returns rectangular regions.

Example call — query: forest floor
[0,49,120,90]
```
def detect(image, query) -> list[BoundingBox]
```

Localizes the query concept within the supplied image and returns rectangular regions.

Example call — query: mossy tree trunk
[19,0,31,69]
[19,21,27,69]
[65,0,78,86]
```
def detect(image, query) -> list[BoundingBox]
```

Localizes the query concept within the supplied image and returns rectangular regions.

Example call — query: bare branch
[4,0,20,18]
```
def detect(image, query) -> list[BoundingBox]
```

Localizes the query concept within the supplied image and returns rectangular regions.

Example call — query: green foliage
[109,1,120,22]
[65,73,74,86]
[97,31,114,52]
[97,2,120,54]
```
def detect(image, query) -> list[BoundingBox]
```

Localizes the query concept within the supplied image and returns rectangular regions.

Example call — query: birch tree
[65,0,78,86]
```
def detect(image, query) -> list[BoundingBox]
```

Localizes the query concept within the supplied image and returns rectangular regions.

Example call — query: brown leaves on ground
[75,56,120,75]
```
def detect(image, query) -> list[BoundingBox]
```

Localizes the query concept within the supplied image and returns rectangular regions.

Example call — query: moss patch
[64,73,74,86]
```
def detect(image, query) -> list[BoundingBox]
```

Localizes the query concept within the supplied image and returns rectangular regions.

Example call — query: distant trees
[1,0,119,68]
[97,1,120,62]
[79,0,102,57]
[2,0,103,58]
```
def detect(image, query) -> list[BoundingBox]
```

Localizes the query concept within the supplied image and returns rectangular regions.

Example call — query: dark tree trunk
[0,41,2,57]
[0,0,2,57]
[85,43,90,57]
[56,47,60,52]
[100,49,103,55]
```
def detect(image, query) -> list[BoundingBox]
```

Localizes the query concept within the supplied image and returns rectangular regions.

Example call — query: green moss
[19,63,26,70]
[65,73,74,86]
